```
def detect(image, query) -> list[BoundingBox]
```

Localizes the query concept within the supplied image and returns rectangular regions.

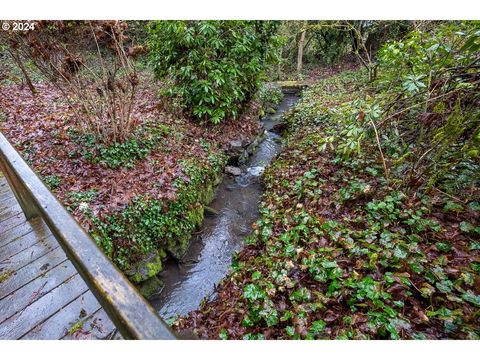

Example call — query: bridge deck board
[0,175,119,339]
[0,217,49,248]
[0,212,27,236]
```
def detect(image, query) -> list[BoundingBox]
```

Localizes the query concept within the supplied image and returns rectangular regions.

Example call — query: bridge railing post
[0,157,40,220]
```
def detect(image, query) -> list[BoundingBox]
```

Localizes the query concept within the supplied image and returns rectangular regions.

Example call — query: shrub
[258,83,284,115]
[70,122,170,169]
[5,21,143,144]
[148,21,281,124]
[376,21,480,189]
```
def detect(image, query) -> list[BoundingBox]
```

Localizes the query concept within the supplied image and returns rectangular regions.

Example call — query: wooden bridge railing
[0,132,176,340]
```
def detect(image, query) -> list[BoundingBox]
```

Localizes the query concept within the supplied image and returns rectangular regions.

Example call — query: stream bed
[150,92,300,320]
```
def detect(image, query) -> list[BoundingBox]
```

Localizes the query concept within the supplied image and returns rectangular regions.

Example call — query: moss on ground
[0,269,14,283]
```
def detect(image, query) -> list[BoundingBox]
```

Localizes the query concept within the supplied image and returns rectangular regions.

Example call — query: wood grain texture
[0,175,119,339]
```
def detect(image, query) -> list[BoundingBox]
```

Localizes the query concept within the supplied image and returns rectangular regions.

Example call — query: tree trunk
[296,23,307,74]
[349,29,359,53]
[9,49,36,95]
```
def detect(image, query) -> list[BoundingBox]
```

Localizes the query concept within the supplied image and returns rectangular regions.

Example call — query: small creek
[150,91,300,319]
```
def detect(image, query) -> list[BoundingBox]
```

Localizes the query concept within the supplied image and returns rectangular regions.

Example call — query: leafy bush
[71,122,170,169]
[257,83,284,116]
[148,21,281,124]
[43,174,61,190]
[286,22,480,191]
[375,22,480,190]
[258,83,284,107]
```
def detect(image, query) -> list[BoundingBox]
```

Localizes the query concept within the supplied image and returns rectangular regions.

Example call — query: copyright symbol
[2,22,10,31]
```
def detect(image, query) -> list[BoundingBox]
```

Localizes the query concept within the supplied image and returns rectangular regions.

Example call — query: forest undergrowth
[176,23,480,339]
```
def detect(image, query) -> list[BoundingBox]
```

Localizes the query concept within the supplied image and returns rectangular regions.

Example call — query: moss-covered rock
[167,203,204,259]
[239,131,266,164]
[138,276,164,299]
[127,250,165,283]
[201,183,215,205]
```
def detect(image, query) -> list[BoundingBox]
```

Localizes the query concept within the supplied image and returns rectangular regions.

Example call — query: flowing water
[150,92,300,319]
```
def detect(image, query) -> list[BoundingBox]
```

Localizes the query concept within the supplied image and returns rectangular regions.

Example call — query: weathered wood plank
[1,238,59,273]
[0,191,12,202]
[0,273,89,339]
[0,191,17,205]
[0,180,112,341]
[0,212,26,236]
[1,132,173,339]
[0,179,12,196]
[0,217,50,248]
[0,246,67,299]
[61,307,119,340]
[22,290,103,340]
[0,192,17,206]
[0,232,55,265]
[0,202,23,223]
[0,190,13,201]
[0,179,10,189]
[0,260,74,324]
[0,218,50,243]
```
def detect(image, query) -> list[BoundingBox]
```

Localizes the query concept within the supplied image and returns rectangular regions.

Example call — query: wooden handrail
[0,132,176,340]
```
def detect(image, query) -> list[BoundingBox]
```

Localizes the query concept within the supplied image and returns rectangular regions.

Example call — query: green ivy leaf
[459,221,474,234]
[462,290,480,307]
[436,242,452,252]
[243,284,264,301]
[310,320,326,334]
[436,280,453,294]
[219,328,228,340]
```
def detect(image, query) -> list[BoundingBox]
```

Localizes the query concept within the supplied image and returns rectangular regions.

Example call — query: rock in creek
[225,166,242,176]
